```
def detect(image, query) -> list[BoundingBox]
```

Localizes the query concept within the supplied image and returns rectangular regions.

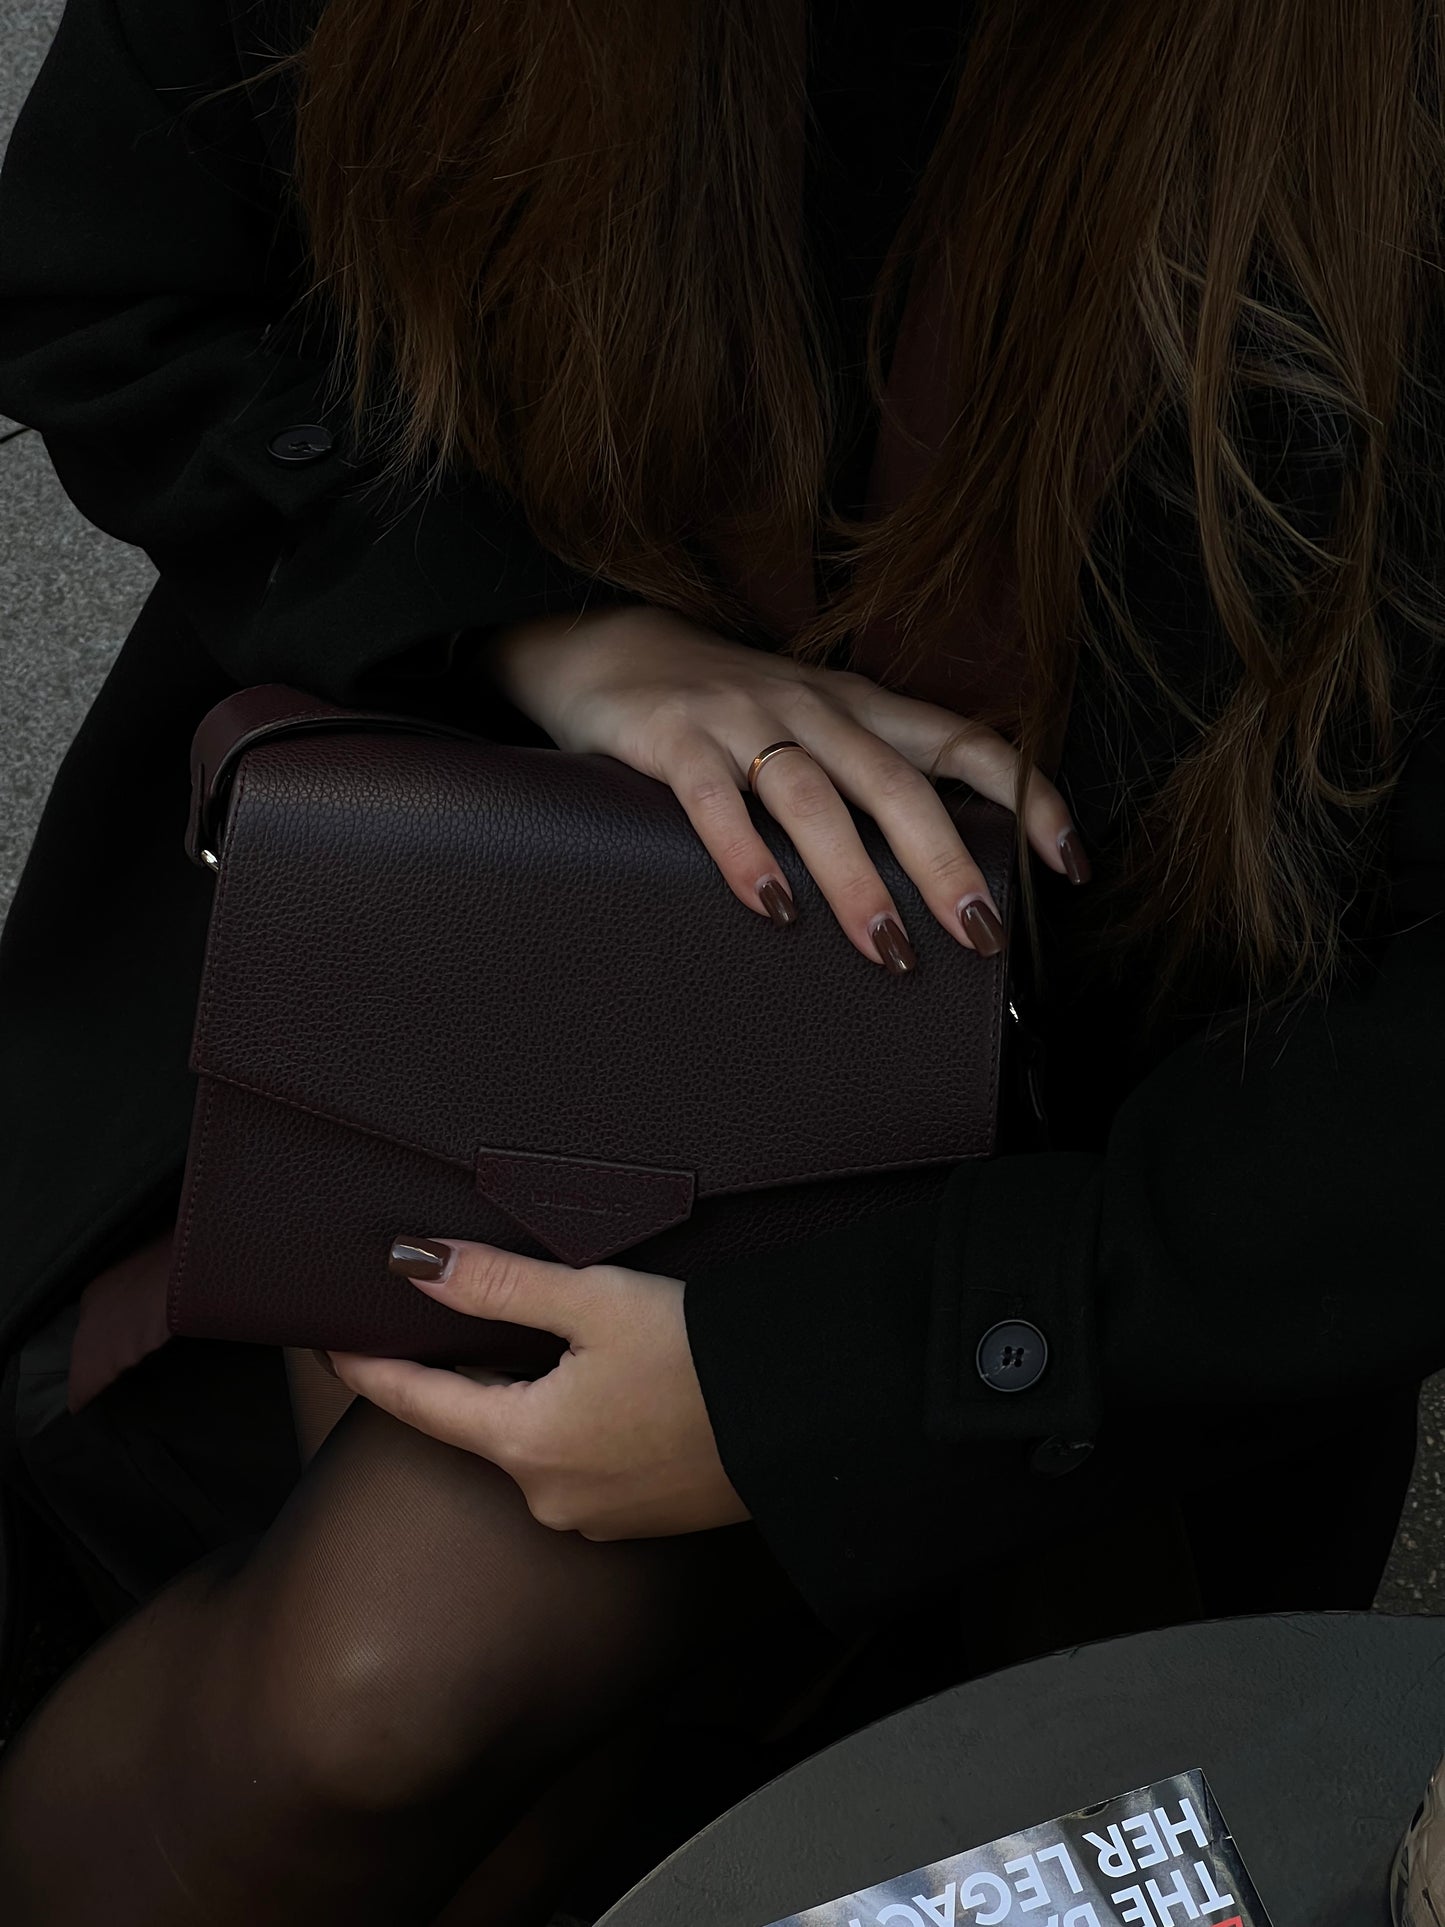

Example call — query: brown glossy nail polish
[958,898,1006,956]
[1058,827,1092,885]
[310,1348,338,1378]
[870,916,917,973]
[389,1237,453,1280]
[758,877,798,927]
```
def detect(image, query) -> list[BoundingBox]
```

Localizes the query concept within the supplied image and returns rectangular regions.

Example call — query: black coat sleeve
[682,702,1445,1636]
[0,0,638,707]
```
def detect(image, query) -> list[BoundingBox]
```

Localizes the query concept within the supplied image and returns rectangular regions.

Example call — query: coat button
[975,1319,1048,1392]
[267,424,335,465]
[1031,1435,1095,1477]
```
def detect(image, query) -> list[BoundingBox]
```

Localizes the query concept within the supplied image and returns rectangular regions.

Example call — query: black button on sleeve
[976,1319,1049,1392]
[267,424,335,466]
[925,1153,1104,1447]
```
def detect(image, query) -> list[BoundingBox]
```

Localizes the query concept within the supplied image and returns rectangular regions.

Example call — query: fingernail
[757,876,797,927]
[389,1237,455,1281]
[957,896,1006,957]
[869,915,917,974]
[310,1348,338,1379]
[1058,827,1092,885]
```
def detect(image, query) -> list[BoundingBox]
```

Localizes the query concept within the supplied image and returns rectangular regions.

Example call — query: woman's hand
[327,1237,749,1540]
[471,602,1089,970]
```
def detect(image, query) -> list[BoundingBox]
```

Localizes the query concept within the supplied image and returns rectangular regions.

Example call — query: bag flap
[189,729,1016,1265]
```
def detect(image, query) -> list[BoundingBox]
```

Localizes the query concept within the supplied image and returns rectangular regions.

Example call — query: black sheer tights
[0,1369,797,1926]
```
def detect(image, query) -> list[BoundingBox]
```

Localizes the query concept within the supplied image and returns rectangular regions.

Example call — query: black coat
[1,0,1443,1641]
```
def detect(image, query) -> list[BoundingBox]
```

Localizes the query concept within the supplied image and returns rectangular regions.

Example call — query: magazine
[758,1768,1272,1927]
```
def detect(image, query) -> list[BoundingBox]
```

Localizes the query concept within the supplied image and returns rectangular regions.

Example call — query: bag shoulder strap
[185,683,479,867]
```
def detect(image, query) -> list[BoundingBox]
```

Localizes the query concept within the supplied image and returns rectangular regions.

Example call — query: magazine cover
[758,1768,1272,1927]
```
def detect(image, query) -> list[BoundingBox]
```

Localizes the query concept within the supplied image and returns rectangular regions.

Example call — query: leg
[0,1385,796,1926]
[427,1704,660,1927]
[282,1344,359,1466]
[281,1346,657,1927]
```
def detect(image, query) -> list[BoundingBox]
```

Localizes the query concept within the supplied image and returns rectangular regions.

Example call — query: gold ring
[747,740,815,796]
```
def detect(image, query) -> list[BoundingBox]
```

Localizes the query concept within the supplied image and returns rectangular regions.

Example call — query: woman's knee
[213,1544,672,1814]
[225,1584,538,1813]
[203,1405,789,1817]
[218,1538,780,1817]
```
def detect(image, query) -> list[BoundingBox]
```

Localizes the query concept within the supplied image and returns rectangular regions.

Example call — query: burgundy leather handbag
[166,682,1023,1376]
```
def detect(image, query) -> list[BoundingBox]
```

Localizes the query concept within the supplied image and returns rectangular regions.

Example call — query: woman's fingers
[751,699,1007,963]
[653,676,1091,970]
[659,714,992,969]
[661,731,808,931]
[821,672,1083,880]
[742,739,941,969]
[666,724,917,963]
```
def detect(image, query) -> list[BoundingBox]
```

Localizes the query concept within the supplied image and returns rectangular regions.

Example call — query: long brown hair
[194,0,1445,1028]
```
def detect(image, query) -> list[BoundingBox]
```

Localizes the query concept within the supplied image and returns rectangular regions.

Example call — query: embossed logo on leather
[474,1145,695,1267]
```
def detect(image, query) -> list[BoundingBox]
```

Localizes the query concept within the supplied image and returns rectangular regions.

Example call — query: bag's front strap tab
[474,1145,696,1269]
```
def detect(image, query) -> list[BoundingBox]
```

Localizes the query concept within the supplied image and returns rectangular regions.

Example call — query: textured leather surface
[168,708,1014,1364]
[185,682,482,864]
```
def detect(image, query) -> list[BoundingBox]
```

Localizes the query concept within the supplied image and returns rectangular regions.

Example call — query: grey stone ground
[2,0,1442,1629]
